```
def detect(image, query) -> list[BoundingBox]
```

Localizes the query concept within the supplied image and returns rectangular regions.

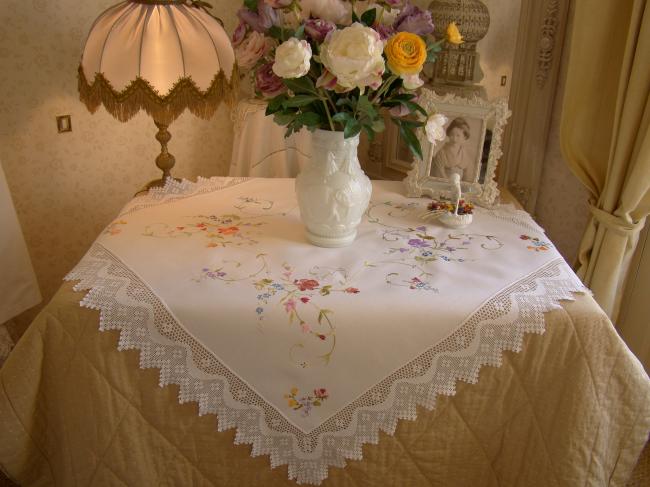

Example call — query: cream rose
[320,23,385,91]
[426,113,449,144]
[401,73,423,90]
[235,31,274,71]
[272,38,312,79]
[301,0,351,25]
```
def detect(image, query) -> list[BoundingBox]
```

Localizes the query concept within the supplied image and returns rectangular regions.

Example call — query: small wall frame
[404,90,511,207]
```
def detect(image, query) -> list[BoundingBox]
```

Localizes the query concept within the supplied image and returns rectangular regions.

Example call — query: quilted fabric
[0,282,648,486]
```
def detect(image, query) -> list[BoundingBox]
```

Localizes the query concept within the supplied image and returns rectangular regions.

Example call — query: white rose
[235,32,274,71]
[272,38,312,79]
[402,73,423,90]
[301,0,351,25]
[320,23,385,91]
[426,113,448,144]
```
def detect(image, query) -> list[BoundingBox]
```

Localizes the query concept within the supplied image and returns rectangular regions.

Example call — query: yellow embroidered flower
[385,32,427,76]
[446,22,463,45]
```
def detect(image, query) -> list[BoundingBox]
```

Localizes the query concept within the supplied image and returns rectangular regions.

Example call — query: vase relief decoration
[233,0,463,246]
[296,129,371,246]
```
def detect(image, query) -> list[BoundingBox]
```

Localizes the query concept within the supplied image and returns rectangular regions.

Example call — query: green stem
[321,97,336,131]
[370,75,398,104]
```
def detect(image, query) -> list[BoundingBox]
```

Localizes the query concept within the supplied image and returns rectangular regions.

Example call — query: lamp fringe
[78,64,239,125]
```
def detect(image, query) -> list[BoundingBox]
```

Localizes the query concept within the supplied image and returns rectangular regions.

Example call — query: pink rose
[231,22,248,47]
[304,18,336,43]
[235,31,274,71]
[255,62,286,98]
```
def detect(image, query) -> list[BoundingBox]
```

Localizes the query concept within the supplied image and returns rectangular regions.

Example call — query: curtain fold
[560,0,650,321]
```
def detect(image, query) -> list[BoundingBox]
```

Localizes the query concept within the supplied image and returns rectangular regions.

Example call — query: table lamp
[78,0,238,189]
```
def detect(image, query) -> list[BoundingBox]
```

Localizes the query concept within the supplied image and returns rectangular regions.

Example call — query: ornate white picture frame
[404,90,511,207]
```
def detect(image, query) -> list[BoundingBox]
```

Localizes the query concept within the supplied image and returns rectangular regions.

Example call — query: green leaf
[274,112,296,126]
[318,309,332,324]
[266,94,288,115]
[282,95,320,108]
[357,95,377,118]
[352,9,360,23]
[294,24,305,39]
[320,285,332,296]
[402,100,428,117]
[399,119,426,128]
[344,119,362,139]
[268,25,295,41]
[398,123,423,160]
[332,112,352,124]
[283,76,317,95]
[295,111,322,127]
[360,8,377,26]
[244,0,257,11]
[390,93,417,102]
[370,118,385,132]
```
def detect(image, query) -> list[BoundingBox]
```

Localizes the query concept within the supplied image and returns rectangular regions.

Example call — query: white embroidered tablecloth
[66,177,585,485]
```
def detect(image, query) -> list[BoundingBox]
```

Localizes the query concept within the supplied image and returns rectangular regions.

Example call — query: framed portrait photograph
[404,90,511,207]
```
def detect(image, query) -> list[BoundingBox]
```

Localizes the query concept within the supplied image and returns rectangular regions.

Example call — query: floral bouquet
[233,0,462,159]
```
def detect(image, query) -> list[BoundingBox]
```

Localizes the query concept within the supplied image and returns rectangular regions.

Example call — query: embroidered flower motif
[294,279,320,291]
[104,220,127,235]
[520,235,551,252]
[408,238,430,248]
[218,226,239,235]
[344,287,360,294]
[285,387,329,416]
[284,298,297,312]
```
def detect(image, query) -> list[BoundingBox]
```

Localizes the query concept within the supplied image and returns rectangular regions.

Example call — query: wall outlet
[56,115,72,133]
[500,76,508,87]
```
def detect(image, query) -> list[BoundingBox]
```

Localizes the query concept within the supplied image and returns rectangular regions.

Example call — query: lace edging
[479,204,545,234]
[118,176,251,217]
[65,244,585,485]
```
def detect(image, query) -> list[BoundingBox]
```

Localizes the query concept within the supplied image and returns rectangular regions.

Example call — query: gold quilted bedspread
[1,283,649,486]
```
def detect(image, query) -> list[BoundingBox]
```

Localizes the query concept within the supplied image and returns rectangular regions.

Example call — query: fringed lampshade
[79,0,238,188]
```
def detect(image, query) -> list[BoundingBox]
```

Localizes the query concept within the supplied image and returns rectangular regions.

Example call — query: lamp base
[134,120,179,196]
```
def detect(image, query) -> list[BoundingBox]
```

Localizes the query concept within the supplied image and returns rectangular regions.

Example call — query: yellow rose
[384,32,427,76]
[446,22,463,45]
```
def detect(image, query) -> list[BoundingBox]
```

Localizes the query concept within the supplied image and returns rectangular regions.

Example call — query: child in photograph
[432,117,474,181]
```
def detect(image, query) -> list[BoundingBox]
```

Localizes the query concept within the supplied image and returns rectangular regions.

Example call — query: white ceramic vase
[295,129,372,247]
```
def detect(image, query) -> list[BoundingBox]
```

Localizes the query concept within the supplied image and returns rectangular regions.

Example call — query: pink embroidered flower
[294,279,319,291]
[284,298,297,312]
[316,334,327,341]
[300,322,311,333]
[314,388,328,400]
[344,287,360,294]
[520,235,530,240]
[300,296,310,303]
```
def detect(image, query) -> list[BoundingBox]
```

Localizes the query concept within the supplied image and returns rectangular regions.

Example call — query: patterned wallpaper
[0,0,240,328]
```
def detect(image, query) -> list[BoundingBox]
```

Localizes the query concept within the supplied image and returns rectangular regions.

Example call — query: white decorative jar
[295,129,372,247]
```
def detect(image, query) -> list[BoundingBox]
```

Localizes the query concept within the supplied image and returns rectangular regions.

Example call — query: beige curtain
[561,0,650,322]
